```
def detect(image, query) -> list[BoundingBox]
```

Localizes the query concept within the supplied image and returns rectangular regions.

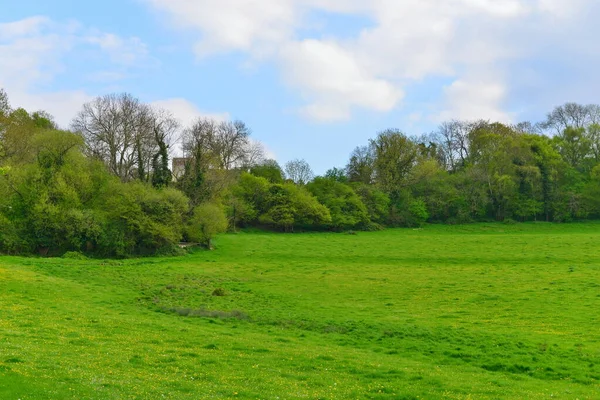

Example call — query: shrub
[186,203,228,248]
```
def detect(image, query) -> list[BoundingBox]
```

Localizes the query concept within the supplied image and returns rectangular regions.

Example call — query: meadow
[1,223,599,399]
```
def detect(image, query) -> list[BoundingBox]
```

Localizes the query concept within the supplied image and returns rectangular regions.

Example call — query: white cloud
[151,98,230,127]
[84,33,149,66]
[144,0,298,57]
[437,77,512,123]
[0,16,50,40]
[280,39,402,121]
[138,0,600,122]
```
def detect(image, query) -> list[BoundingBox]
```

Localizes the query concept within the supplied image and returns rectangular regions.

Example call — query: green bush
[186,203,228,248]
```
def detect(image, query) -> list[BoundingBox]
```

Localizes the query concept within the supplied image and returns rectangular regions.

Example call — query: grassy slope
[1,223,599,399]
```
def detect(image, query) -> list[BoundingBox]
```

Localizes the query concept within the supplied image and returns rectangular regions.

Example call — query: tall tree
[370,129,418,191]
[150,109,178,188]
[71,93,156,181]
[346,145,375,184]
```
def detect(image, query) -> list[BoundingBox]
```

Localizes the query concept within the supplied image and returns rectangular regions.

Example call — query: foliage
[307,177,369,230]
[186,203,228,248]
[0,128,189,257]
[259,183,331,231]
[249,159,284,183]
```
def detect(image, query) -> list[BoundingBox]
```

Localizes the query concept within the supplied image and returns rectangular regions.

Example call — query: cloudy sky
[2,0,599,173]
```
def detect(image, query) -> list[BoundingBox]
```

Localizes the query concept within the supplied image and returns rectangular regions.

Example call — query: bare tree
[182,117,218,168]
[242,139,266,169]
[72,93,153,181]
[285,159,314,184]
[542,103,600,134]
[432,120,489,171]
[512,121,543,135]
[212,120,252,170]
[182,118,264,170]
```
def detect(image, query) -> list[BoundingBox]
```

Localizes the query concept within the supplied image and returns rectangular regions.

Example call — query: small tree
[187,203,228,249]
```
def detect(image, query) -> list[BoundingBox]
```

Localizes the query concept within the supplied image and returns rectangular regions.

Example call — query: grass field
[1,223,600,399]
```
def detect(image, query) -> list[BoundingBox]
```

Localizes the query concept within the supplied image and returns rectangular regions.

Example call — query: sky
[2,0,600,174]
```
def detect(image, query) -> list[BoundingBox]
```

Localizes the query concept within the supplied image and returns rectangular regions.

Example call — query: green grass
[1,222,600,399]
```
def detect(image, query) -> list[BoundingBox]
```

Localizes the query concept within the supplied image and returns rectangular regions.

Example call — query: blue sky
[2,0,600,173]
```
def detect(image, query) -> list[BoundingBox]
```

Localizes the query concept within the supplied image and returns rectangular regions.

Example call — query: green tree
[370,129,418,191]
[346,145,375,184]
[552,127,592,172]
[354,184,390,226]
[324,167,348,183]
[307,177,369,230]
[250,159,284,183]
[186,203,228,249]
[260,183,331,231]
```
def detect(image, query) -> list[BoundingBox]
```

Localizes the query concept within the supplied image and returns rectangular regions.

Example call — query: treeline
[1,88,600,256]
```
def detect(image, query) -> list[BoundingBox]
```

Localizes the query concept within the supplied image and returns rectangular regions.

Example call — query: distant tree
[0,108,58,165]
[150,110,178,188]
[324,167,347,183]
[179,118,217,205]
[542,103,600,134]
[587,123,600,163]
[433,120,488,170]
[553,127,592,171]
[0,88,11,116]
[212,120,252,170]
[346,145,375,184]
[370,129,418,191]
[72,93,155,181]
[285,159,314,184]
[250,159,284,183]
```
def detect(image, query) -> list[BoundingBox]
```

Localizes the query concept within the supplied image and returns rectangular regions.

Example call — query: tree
[307,177,369,230]
[186,203,228,249]
[587,123,600,163]
[346,145,375,184]
[285,159,314,184]
[259,183,331,231]
[72,93,167,182]
[212,120,253,170]
[0,108,58,165]
[250,159,284,183]
[370,129,418,191]
[553,127,592,171]
[542,103,600,134]
[150,110,178,188]
[324,167,348,183]
[0,88,11,116]
[354,184,390,225]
